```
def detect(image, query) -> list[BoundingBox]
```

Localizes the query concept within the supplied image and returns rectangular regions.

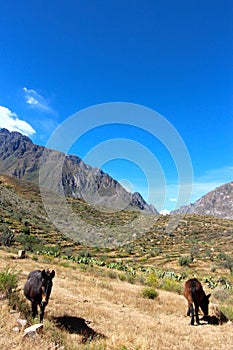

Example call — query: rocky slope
[0,128,157,214]
[172,182,233,219]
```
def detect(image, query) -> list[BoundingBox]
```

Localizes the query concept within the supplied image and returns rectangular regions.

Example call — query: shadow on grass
[200,315,224,325]
[52,315,106,343]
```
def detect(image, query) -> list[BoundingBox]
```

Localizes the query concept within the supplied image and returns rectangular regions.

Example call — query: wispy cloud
[190,167,233,201]
[0,105,36,137]
[200,166,233,183]
[23,87,52,112]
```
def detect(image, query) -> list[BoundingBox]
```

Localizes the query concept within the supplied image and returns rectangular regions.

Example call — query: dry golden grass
[0,250,233,350]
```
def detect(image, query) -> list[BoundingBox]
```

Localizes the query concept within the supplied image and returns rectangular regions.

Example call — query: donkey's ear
[51,270,55,279]
[207,294,211,299]
[41,270,46,278]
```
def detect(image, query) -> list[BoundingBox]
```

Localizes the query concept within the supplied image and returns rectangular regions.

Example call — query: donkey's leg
[189,303,195,325]
[31,302,38,319]
[195,303,200,324]
[39,304,45,323]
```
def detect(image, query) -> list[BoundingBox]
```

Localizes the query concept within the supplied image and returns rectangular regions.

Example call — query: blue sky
[0,0,232,212]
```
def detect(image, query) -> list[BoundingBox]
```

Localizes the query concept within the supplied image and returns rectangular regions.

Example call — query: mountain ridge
[0,128,158,214]
[172,182,233,220]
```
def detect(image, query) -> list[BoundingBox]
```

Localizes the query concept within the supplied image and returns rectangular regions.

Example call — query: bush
[0,225,15,247]
[140,287,159,300]
[161,278,182,294]
[8,288,31,319]
[16,234,42,252]
[0,265,18,298]
[78,250,92,258]
[178,256,192,267]
[107,270,118,279]
[0,266,31,318]
[222,257,233,274]
[118,273,127,282]
[146,272,159,287]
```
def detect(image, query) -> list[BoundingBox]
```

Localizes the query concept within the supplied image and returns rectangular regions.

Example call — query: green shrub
[161,278,182,294]
[0,266,18,297]
[146,272,159,287]
[0,225,15,247]
[210,265,217,272]
[0,265,31,317]
[78,250,92,258]
[217,252,228,260]
[126,274,136,284]
[140,287,159,300]
[178,256,192,267]
[222,257,233,274]
[8,289,31,320]
[107,270,118,279]
[118,273,127,282]
[22,224,30,235]
[16,234,42,252]
[32,255,38,261]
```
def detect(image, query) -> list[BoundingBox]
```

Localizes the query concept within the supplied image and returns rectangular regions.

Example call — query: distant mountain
[0,128,158,214]
[172,182,233,220]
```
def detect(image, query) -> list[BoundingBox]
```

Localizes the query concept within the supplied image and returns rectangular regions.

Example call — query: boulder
[18,250,26,259]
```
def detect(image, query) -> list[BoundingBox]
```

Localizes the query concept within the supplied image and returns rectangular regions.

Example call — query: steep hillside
[1,174,233,259]
[172,182,233,220]
[0,174,148,247]
[0,128,157,214]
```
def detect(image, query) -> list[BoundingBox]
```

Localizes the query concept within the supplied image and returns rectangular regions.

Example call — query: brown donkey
[184,278,211,325]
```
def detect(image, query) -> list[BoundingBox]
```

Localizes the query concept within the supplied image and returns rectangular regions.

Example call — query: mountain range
[0,128,232,220]
[0,128,157,214]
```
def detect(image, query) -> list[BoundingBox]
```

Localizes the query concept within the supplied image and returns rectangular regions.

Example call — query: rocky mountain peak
[0,128,158,214]
[172,182,233,220]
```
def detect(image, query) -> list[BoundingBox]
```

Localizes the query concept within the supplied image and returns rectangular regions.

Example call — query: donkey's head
[41,269,55,306]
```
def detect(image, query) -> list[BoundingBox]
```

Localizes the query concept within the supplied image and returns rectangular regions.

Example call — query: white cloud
[23,87,52,112]
[0,106,36,137]
[169,198,177,202]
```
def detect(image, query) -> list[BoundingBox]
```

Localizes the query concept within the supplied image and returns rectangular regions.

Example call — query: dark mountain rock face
[0,128,158,214]
[172,182,233,220]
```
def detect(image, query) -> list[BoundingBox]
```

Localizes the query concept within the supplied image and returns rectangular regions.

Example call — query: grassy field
[0,249,233,350]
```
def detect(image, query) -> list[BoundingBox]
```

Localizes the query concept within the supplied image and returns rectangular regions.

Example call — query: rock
[0,292,7,300]
[17,319,27,328]
[18,250,26,259]
[23,323,43,337]
[13,327,20,332]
